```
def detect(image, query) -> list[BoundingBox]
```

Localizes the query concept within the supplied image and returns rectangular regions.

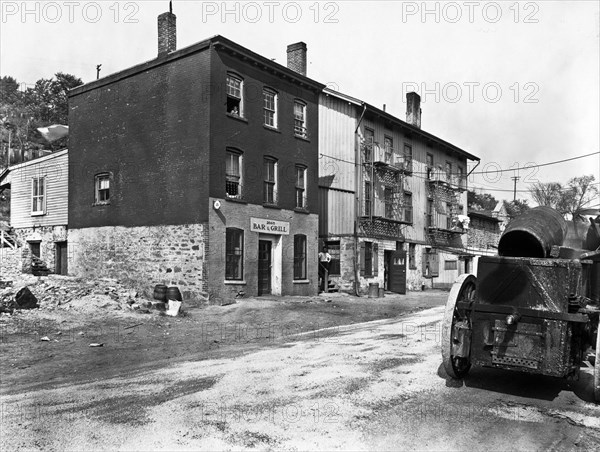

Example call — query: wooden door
[389,250,407,294]
[55,242,68,275]
[258,240,272,295]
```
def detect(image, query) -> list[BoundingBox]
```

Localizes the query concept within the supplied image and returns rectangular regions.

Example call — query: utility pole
[96,64,102,80]
[511,176,520,201]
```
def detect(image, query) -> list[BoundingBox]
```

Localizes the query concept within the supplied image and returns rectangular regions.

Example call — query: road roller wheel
[442,274,476,379]
[594,318,600,403]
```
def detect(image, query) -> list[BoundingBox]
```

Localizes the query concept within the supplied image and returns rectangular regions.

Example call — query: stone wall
[468,217,500,252]
[14,226,68,273]
[69,224,207,300]
[0,246,21,280]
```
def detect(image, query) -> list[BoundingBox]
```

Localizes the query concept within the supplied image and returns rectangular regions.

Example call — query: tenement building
[68,9,323,300]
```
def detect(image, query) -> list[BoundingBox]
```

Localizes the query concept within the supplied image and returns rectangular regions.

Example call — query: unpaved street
[1,298,600,451]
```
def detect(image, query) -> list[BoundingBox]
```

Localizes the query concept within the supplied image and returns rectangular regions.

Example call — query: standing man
[318,246,332,293]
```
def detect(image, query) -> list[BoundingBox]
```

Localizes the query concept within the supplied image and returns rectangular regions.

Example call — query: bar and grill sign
[250,218,290,235]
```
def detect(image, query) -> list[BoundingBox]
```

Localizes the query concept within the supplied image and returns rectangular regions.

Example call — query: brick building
[68,10,323,301]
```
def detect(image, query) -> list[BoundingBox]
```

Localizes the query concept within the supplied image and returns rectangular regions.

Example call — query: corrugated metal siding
[318,94,356,192]
[319,187,354,236]
[10,153,68,228]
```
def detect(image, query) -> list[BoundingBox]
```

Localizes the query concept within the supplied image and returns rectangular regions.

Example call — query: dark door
[258,240,272,295]
[389,250,407,294]
[55,242,68,275]
[30,242,40,258]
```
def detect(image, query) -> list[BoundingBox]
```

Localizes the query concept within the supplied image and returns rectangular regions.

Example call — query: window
[226,74,243,116]
[427,199,434,228]
[295,165,307,209]
[263,158,278,204]
[403,192,413,223]
[445,161,453,184]
[409,243,416,269]
[384,187,394,219]
[293,234,307,280]
[29,242,41,258]
[225,228,244,280]
[426,153,434,179]
[95,173,110,205]
[226,150,242,199]
[263,88,277,128]
[364,181,372,216]
[404,144,413,172]
[364,128,374,162]
[458,166,465,189]
[294,101,307,137]
[444,260,458,270]
[31,177,45,215]
[360,241,378,278]
[325,241,340,276]
[384,136,393,164]
[446,203,453,229]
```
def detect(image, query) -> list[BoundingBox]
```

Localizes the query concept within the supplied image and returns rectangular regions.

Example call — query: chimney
[158,3,176,56]
[287,42,307,76]
[406,92,421,128]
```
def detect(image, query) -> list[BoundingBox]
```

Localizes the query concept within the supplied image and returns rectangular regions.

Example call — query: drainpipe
[353,103,367,296]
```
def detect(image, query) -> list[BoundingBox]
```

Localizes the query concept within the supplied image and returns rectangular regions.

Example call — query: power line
[319,151,599,178]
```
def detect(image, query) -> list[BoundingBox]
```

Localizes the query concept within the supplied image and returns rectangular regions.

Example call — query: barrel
[166,286,183,301]
[498,206,567,258]
[153,284,167,302]
[368,283,379,298]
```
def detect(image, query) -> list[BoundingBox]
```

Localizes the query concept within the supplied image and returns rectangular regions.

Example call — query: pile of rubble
[0,275,176,316]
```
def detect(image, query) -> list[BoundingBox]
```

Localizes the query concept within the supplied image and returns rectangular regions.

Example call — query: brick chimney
[406,92,421,128]
[287,42,307,76]
[158,3,176,57]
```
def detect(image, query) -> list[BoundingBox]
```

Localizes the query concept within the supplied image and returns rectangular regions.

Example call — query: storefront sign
[250,218,290,235]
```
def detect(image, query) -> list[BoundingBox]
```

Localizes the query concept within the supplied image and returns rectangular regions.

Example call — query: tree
[467,190,498,211]
[561,175,598,221]
[528,175,598,221]
[504,199,530,219]
[529,182,564,211]
[1,72,82,162]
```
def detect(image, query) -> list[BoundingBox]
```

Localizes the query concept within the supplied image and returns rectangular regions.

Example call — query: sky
[1,0,599,206]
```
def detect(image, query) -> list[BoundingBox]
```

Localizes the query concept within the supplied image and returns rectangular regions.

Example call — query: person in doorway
[318,246,332,292]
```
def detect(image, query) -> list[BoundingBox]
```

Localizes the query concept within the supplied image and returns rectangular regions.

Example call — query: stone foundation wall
[0,246,21,280]
[69,224,207,300]
[14,226,68,273]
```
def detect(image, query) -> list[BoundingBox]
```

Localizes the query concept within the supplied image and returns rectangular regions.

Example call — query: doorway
[55,241,68,275]
[258,240,272,295]
[388,250,407,294]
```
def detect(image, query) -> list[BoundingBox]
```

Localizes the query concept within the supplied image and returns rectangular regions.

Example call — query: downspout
[353,103,367,296]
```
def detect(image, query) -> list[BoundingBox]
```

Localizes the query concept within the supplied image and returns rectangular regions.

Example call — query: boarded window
[444,260,458,270]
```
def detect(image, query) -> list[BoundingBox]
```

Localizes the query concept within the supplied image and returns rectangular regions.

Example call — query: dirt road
[1,299,599,450]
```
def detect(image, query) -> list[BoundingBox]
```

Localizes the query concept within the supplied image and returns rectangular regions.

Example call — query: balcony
[364,146,412,174]
[358,216,406,240]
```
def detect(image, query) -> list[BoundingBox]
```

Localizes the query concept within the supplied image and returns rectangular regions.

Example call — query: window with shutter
[373,243,379,276]
[359,242,365,276]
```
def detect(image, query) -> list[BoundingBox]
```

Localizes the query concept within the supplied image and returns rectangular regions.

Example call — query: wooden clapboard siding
[9,150,68,228]
[318,93,357,193]
[319,186,355,237]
